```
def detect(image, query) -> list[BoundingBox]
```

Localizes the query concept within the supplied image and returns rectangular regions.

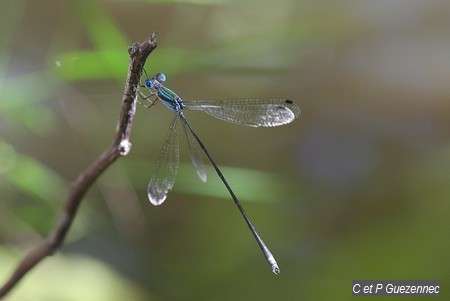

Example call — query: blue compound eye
[156,72,166,82]
[145,78,154,89]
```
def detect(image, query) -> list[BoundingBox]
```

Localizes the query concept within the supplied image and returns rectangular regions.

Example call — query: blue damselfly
[141,71,300,274]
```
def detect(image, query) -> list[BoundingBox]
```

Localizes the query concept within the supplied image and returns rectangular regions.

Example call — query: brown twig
[0,33,158,298]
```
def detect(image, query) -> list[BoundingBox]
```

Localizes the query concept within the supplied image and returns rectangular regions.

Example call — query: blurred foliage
[1,0,450,300]
[0,249,149,300]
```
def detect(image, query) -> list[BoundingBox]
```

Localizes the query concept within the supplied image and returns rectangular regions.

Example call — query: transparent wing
[182,98,300,127]
[178,112,207,182]
[147,115,179,206]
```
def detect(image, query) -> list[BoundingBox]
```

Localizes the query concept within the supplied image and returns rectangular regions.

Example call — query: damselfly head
[155,72,166,82]
[145,78,154,89]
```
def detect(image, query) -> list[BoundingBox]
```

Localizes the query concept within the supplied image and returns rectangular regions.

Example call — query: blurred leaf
[0,72,58,136]
[0,0,27,79]
[0,140,16,174]
[135,0,226,4]
[76,0,128,52]
[50,49,129,81]
[0,249,149,301]
[0,141,68,234]
[124,159,296,203]
[7,105,57,136]
[177,164,295,202]
[144,47,205,75]
[76,0,129,77]
[6,152,67,203]
[48,0,130,82]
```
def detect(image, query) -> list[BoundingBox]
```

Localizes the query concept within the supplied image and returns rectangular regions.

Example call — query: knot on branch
[119,140,132,156]
[128,42,140,56]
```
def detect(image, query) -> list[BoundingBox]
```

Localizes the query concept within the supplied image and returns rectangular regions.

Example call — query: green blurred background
[1,0,449,300]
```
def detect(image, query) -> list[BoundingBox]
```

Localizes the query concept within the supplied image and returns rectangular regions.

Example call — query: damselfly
[140,71,300,274]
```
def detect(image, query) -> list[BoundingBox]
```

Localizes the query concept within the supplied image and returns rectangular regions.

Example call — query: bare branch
[0,32,158,298]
